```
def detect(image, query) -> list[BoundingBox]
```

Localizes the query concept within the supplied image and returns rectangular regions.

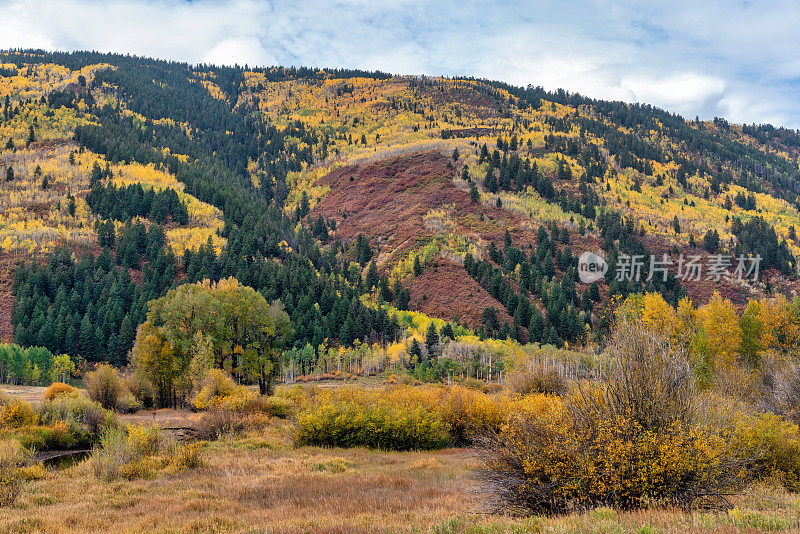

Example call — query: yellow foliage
[697,292,742,368]
[43,382,78,401]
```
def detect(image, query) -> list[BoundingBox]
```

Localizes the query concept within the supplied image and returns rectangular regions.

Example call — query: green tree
[90,161,102,187]
[131,278,293,405]
[408,338,422,367]
[366,261,379,290]
[51,354,75,383]
[425,322,440,359]
[440,323,454,341]
[470,182,479,203]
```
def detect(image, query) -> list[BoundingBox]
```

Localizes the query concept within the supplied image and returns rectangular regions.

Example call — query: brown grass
[0,385,798,532]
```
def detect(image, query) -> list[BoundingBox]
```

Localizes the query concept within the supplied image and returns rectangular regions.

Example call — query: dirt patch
[0,254,22,342]
[409,259,512,328]
[1,384,48,403]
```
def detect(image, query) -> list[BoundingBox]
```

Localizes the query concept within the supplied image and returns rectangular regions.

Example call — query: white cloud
[619,73,726,116]
[203,37,275,67]
[0,0,798,127]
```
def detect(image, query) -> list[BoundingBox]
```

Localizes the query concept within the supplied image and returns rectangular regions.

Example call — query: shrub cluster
[193,376,293,440]
[38,392,112,436]
[477,321,747,514]
[84,364,148,413]
[0,391,115,451]
[295,395,449,451]
[91,425,203,481]
[294,385,509,450]
[732,412,800,491]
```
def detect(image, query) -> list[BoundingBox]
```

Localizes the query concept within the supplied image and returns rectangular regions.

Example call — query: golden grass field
[1,385,800,533]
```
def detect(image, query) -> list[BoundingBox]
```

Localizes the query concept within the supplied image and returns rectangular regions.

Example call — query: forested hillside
[1,48,800,373]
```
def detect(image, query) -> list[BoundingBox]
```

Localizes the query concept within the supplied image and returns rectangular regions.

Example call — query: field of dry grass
[2,385,800,533]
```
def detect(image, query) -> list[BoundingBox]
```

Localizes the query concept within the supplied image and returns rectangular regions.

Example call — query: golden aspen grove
[2,44,800,533]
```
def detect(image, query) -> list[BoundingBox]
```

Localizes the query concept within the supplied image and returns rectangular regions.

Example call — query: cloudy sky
[1,0,798,128]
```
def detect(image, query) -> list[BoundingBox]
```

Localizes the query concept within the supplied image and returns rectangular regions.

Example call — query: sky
[1,0,799,128]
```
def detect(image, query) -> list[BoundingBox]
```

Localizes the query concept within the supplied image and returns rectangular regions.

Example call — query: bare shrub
[568,319,697,432]
[477,319,747,514]
[195,409,248,440]
[85,364,125,410]
[506,362,567,396]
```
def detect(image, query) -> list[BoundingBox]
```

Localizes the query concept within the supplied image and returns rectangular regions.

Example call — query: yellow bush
[733,412,800,491]
[91,425,164,481]
[166,442,204,472]
[294,387,451,451]
[43,382,78,401]
[479,403,739,513]
[192,369,249,410]
[0,394,38,428]
[417,386,508,445]
[294,385,509,449]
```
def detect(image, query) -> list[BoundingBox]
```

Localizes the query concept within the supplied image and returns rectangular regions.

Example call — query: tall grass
[0,439,32,506]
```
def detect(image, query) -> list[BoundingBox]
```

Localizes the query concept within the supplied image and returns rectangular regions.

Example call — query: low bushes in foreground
[293,385,510,450]
[91,425,203,481]
[0,439,35,507]
[0,391,115,450]
[478,321,747,514]
[479,397,740,514]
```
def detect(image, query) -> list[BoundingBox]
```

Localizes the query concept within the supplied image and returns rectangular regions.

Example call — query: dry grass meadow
[1,385,800,533]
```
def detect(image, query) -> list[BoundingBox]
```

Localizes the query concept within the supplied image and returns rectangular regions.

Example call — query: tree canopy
[131,277,292,406]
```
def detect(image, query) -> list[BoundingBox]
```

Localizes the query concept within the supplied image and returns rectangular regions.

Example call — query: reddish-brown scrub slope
[313,151,540,263]
[0,254,19,342]
[409,259,512,329]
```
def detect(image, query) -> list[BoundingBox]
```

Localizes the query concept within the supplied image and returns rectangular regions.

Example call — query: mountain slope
[1,49,799,358]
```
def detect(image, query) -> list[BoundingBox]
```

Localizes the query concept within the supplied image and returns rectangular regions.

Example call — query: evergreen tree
[413,255,423,276]
[408,338,422,367]
[425,321,440,359]
[365,261,379,289]
[440,322,454,341]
